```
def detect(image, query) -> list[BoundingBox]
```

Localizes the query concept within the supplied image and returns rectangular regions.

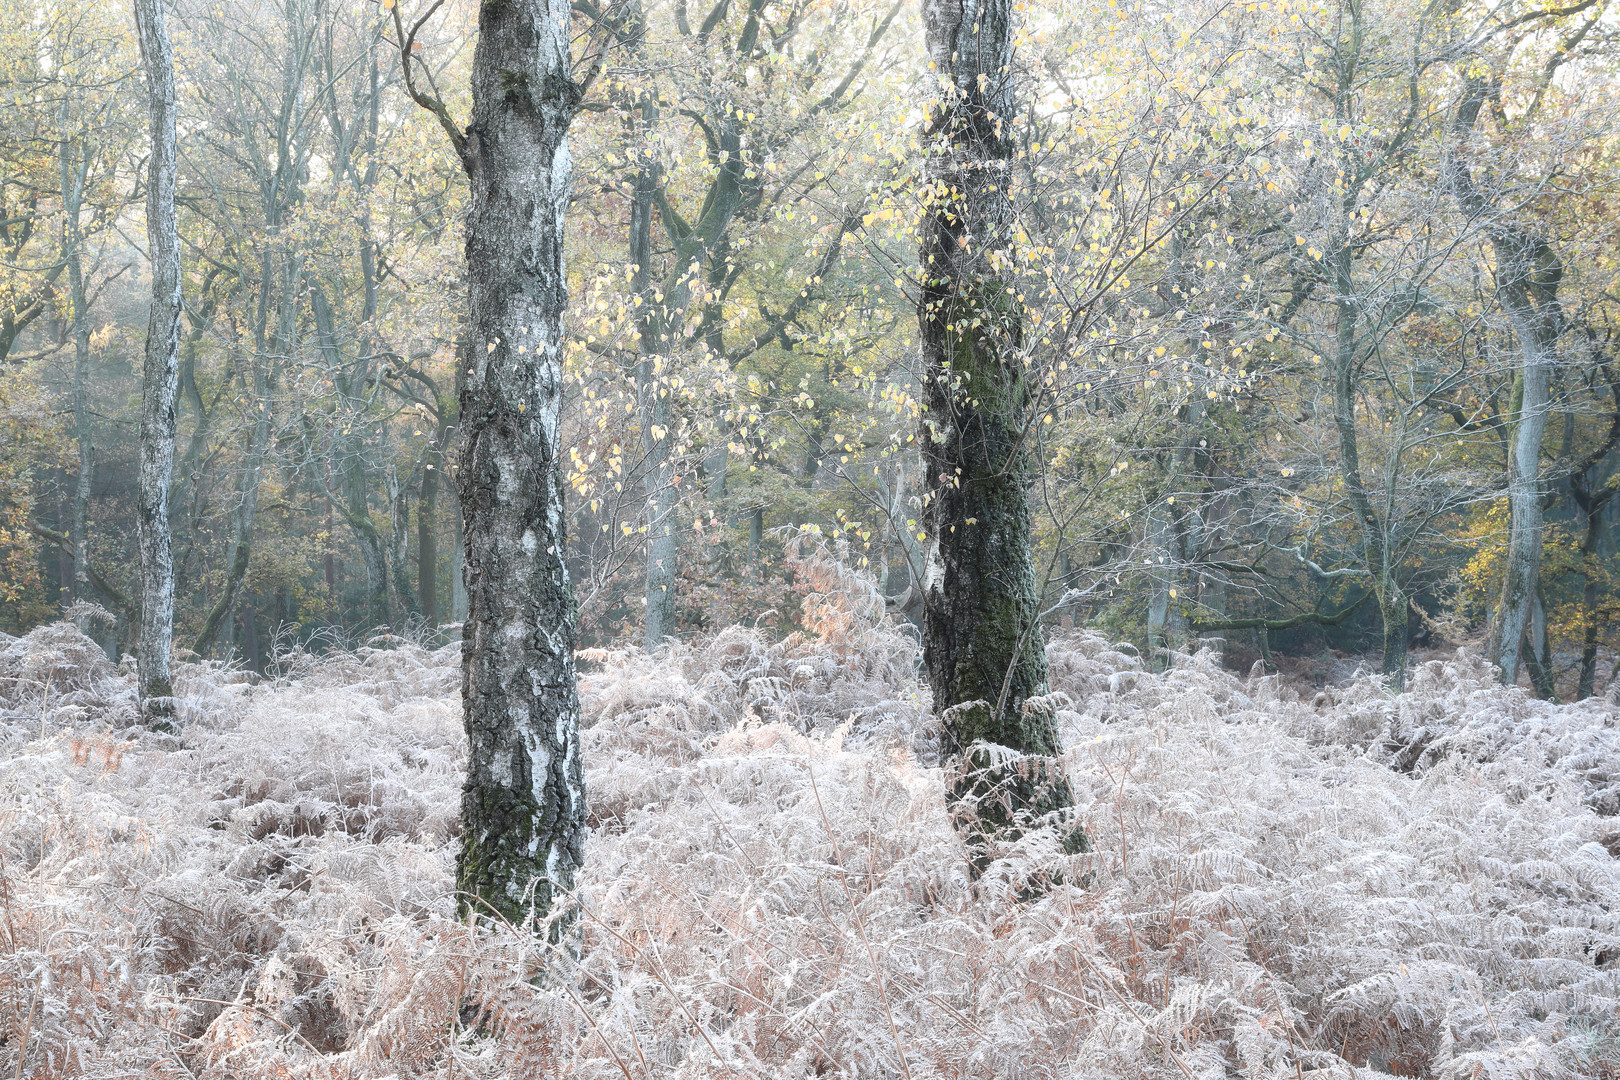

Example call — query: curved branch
[390,0,468,167]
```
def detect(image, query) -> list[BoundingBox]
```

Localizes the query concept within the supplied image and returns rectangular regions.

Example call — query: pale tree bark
[418,441,441,626]
[395,0,601,933]
[626,149,680,647]
[60,135,94,628]
[134,0,183,730]
[1446,79,1561,687]
[630,117,744,647]
[1144,504,1176,658]
[917,0,1078,869]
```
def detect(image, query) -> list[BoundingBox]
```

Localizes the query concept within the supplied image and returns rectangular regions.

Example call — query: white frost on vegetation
[0,592,1615,1078]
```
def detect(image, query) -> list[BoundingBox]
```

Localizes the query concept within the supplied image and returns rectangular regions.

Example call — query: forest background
[1,0,1617,701]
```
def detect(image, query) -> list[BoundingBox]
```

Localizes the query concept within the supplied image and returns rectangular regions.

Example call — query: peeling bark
[447,0,588,934]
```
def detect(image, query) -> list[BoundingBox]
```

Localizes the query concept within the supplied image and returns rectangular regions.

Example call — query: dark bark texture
[135,0,183,730]
[452,0,586,934]
[916,0,1077,867]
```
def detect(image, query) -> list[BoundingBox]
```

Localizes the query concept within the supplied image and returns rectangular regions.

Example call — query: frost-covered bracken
[0,601,1615,1078]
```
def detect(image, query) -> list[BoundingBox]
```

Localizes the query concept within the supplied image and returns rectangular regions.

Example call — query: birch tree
[394,0,607,932]
[133,0,182,729]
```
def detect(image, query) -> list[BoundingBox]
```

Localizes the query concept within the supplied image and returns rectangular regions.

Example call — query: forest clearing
[1,0,1619,1074]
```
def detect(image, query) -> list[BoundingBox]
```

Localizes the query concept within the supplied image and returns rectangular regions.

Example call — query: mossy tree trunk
[916,0,1077,869]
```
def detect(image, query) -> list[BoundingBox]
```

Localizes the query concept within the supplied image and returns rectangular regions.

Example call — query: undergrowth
[0,568,1616,1078]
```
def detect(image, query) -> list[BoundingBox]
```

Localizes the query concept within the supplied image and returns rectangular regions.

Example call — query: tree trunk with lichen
[452,0,586,936]
[134,0,182,730]
[916,0,1078,870]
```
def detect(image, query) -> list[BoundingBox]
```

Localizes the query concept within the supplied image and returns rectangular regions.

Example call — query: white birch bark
[134,0,183,729]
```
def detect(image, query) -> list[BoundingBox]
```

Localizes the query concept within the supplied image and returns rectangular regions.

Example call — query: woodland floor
[0,602,1617,1079]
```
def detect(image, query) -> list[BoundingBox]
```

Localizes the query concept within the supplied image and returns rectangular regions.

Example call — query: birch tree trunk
[134,0,183,730]
[917,0,1078,868]
[420,0,589,933]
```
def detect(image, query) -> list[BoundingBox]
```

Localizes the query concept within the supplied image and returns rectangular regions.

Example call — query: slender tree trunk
[1524,587,1557,700]
[70,286,92,624]
[1378,587,1409,687]
[340,461,388,628]
[640,371,677,646]
[1144,504,1182,666]
[1330,265,1408,689]
[1492,328,1554,686]
[56,485,73,599]
[324,494,336,608]
[1578,586,1601,700]
[134,0,183,730]
[1574,487,1611,699]
[242,602,259,674]
[448,0,587,934]
[193,352,271,656]
[61,136,94,627]
[917,0,1077,868]
[387,464,417,626]
[1196,477,1231,652]
[628,157,678,648]
[176,284,221,539]
[705,424,728,502]
[419,448,439,626]
[220,595,234,661]
[1148,402,1203,664]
